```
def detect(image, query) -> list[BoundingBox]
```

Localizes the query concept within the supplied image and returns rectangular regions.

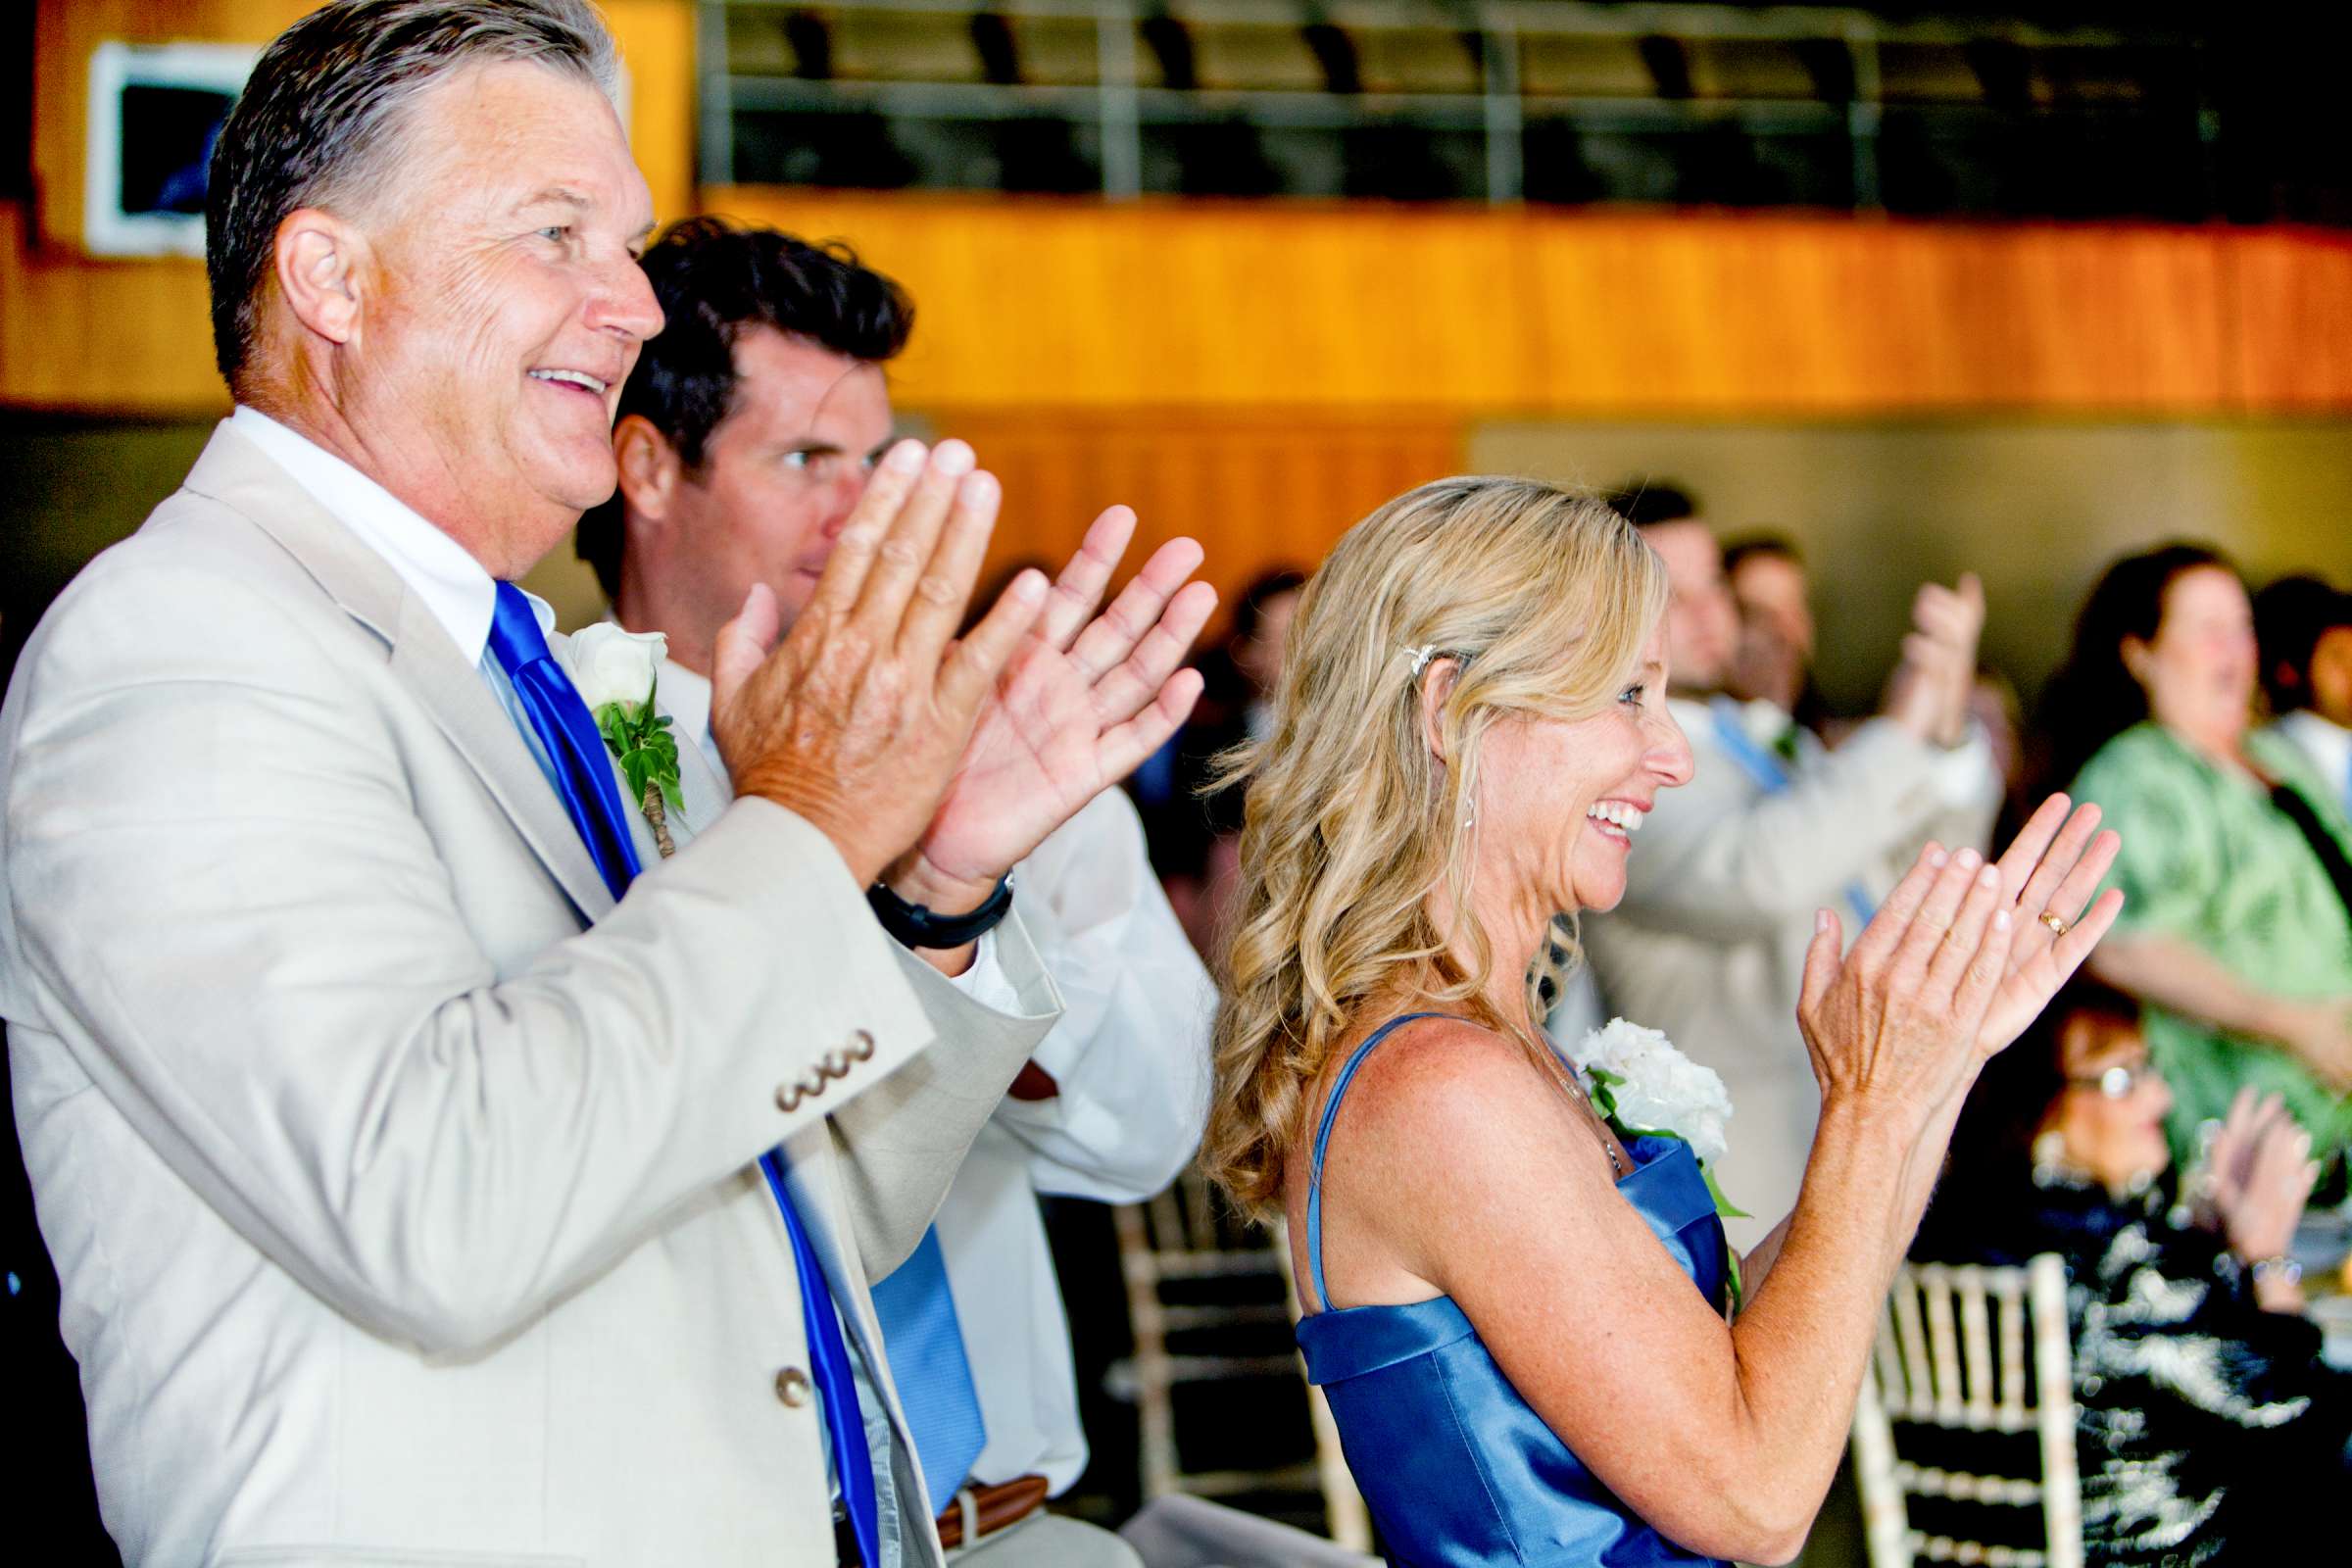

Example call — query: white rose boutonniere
[566,623,681,859]
[1570,1017,1749,1308]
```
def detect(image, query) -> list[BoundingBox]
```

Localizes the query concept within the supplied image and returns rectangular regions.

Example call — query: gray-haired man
[0,4,1203,1564]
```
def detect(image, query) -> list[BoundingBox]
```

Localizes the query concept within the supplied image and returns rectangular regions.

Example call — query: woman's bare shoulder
[1335,1016,1579,1152]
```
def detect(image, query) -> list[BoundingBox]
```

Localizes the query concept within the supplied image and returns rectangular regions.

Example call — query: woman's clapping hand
[1796,796,2125,1121]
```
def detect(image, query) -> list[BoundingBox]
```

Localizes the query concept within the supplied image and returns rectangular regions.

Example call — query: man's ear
[273,208,367,348]
[1417,657,1462,761]
[612,415,683,522]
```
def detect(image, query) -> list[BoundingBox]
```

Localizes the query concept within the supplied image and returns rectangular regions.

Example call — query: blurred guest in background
[2256,574,2352,827]
[1162,567,1306,956]
[581,216,1215,1566]
[1721,533,1829,734]
[2042,545,2352,1165]
[1915,978,2351,1566]
[1580,514,2001,1246]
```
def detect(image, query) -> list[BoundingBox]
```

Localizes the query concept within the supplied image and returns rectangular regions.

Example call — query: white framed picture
[83,40,260,258]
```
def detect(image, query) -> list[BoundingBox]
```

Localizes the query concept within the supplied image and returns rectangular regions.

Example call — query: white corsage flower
[1571,1017,1748,1309]
[567,623,668,713]
[563,624,681,858]
[1571,1017,1733,1169]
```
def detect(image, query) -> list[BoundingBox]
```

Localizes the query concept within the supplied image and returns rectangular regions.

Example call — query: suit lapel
[187,424,617,922]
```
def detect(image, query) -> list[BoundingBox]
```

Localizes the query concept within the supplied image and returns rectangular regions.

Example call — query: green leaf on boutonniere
[592,677,685,826]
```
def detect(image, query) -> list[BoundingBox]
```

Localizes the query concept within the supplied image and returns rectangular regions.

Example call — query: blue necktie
[486,583,880,1567]
[485,584,642,901]
[871,1228,988,1509]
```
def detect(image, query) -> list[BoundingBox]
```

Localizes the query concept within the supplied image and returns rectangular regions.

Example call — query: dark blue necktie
[486,583,879,1565]
[485,584,642,901]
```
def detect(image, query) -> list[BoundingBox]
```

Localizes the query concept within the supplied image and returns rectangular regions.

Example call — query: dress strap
[1305,1012,1455,1314]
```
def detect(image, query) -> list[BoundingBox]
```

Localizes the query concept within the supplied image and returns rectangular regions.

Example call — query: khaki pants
[947,1511,1145,1568]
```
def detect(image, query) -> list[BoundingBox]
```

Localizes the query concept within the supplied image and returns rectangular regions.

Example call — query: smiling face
[2125,565,2257,755]
[1468,618,1694,919]
[336,61,660,576]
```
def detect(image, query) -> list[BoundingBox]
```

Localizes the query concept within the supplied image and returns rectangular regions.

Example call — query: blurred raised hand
[2209,1087,2319,1267]
[1886,573,1986,747]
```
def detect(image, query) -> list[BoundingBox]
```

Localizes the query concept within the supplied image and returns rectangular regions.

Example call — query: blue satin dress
[1296,1014,1732,1568]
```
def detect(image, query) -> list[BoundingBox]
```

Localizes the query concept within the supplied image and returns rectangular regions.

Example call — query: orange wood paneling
[714,191,2287,416]
[932,411,1467,620]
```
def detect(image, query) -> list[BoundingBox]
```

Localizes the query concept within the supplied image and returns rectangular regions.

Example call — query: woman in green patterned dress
[2042,543,2352,1164]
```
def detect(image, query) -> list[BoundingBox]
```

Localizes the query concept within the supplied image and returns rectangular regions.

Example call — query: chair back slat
[1890,1276,1934,1418]
[1957,1266,1996,1428]
[1850,1254,2082,1568]
[1920,1267,1964,1424]
[2027,1254,2083,1568]
[1995,1270,2029,1426]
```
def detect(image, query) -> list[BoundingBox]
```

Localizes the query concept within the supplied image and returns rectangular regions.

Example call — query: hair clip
[1403,644,1439,676]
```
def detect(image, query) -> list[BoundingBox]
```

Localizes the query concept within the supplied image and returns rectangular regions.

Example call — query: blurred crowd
[1132,494,2352,1567]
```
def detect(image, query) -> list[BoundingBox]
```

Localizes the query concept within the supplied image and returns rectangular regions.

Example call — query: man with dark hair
[0,5,1207,1566]
[573,216,915,626]
[2257,574,2352,825]
[591,217,1215,1568]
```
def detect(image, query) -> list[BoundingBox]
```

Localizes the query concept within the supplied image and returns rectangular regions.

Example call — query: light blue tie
[870,1227,988,1509]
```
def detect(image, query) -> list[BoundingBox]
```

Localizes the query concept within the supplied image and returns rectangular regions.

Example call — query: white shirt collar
[228,405,515,663]
[655,654,722,776]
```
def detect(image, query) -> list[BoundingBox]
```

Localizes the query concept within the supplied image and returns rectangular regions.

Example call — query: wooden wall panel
[2228,228,2352,409]
[719,191,2283,416]
[8,0,2350,418]
[930,412,1467,620]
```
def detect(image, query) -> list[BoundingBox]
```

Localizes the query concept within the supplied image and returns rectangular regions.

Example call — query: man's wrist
[885,850,1003,917]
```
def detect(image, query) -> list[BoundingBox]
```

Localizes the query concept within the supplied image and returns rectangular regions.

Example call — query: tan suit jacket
[0,424,1056,1566]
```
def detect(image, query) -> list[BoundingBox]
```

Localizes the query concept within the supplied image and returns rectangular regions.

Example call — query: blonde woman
[1205,478,2125,1567]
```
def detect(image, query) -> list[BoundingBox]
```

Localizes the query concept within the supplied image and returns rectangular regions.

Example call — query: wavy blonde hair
[1202,476,1666,1220]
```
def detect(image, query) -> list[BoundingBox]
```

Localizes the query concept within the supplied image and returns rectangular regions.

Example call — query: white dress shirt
[660,654,1216,1493]
[228,407,565,782]
[2276,709,2352,820]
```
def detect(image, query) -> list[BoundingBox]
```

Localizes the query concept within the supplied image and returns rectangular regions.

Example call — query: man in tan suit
[0,4,1203,1565]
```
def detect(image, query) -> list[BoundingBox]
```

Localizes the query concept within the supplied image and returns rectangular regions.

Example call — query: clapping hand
[1798,794,2125,1119]
[892,504,1218,911]
[709,439,1047,888]
[1886,574,1985,748]
[2207,1088,2319,1266]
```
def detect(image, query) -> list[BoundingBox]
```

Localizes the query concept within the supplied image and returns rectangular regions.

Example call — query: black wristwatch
[867,874,1014,951]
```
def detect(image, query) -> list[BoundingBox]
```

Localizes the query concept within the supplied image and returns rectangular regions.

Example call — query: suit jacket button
[774,1366,812,1407]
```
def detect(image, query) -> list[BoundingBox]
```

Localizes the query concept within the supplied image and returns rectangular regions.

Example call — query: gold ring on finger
[2037,909,2070,937]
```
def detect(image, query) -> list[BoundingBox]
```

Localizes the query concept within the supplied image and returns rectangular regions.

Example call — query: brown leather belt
[934,1473,1052,1551]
